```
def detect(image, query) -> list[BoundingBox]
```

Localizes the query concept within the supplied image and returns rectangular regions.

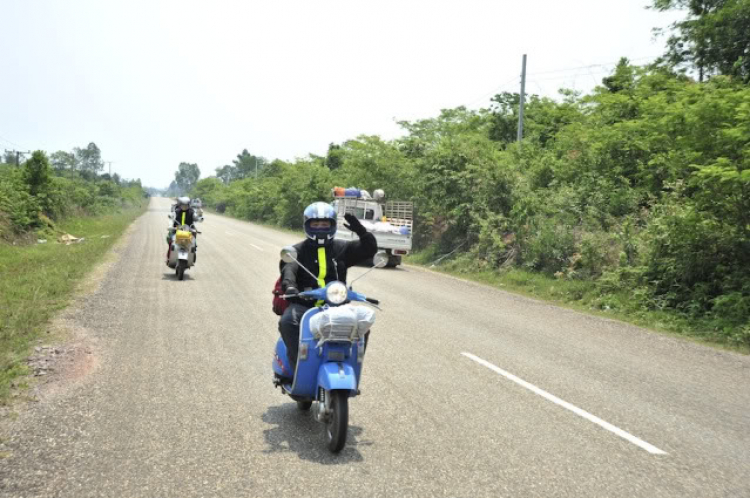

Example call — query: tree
[23,151,52,197]
[215,164,237,184]
[232,149,265,179]
[602,58,637,93]
[174,162,200,194]
[74,142,104,175]
[653,0,750,82]
[488,92,521,144]
[49,150,77,171]
[165,180,180,197]
[325,143,343,170]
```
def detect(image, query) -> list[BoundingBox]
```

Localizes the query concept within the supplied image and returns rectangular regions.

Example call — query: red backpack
[272,277,289,316]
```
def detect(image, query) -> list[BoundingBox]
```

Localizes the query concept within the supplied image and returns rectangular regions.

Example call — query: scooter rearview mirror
[280,246,298,264]
[279,246,320,282]
[349,250,389,289]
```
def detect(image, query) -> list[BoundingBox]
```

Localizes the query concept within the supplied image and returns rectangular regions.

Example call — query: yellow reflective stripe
[316,247,327,306]
[317,247,327,287]
[181,212,186,225]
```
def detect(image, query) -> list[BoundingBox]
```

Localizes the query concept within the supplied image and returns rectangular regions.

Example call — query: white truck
[332,188,413,267]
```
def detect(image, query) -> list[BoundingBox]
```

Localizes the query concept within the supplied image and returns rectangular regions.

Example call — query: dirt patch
[22,320,101,403]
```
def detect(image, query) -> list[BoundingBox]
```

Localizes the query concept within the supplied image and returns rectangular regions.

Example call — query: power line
[463,54,661,110]
[529,66,635,83]
[465,75,520,108]
[526,55,661,77]
[0,133,25,149]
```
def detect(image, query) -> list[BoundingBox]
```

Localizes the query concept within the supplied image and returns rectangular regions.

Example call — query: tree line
[0,143,147,239]
[180,2,749,344]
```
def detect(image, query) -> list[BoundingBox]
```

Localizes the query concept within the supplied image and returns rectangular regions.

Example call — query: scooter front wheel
[326,390,348,453]
[297,401,312,411]
[177,260,187,280]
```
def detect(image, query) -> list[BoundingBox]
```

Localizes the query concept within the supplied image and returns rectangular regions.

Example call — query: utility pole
[4,149,31,167]
[106,161,114,176]
[517,54,527,143]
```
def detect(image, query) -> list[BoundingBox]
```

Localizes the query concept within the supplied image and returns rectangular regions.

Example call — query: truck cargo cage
[332,198,413,228]
[334,198,379,221]
[383,201,413,229]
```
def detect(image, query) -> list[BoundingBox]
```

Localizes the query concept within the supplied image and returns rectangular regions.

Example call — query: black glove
[344,213,367,236]
[284,285,299,297]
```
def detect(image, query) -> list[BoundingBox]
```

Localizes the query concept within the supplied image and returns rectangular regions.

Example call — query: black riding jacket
[280,232,377,303]
[173,208,195,227]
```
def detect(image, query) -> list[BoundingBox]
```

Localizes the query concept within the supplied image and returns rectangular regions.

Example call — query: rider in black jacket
[279,202,377,373]
[173,197,195,227]
[166,196,197,263]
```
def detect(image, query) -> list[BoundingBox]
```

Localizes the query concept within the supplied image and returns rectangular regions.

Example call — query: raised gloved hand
[344,213,367,236]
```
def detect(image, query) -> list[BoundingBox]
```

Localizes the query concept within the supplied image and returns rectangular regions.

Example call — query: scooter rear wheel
[326,391,348,453]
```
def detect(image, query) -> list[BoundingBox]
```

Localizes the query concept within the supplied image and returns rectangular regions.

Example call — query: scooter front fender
[317,362,357,392]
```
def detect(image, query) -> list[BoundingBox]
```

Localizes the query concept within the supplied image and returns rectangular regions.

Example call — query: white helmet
[177,196,190,208]
[303,202,337,244]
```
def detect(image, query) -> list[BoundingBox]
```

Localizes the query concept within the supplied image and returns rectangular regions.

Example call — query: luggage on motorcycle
[309,306,375,344]
[175,230,192,244]
[272,277,290,316]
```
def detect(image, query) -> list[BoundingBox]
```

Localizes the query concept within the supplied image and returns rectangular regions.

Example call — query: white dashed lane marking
[462,352,668,455]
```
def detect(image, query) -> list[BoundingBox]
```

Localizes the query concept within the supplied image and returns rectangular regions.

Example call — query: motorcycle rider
[167,196,197,263]
[279,202,377,375]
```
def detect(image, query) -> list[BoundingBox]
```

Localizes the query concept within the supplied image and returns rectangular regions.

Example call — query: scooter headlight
[326,282,348,305]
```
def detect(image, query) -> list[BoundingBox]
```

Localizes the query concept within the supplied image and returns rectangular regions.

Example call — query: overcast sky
[0,0,683,188]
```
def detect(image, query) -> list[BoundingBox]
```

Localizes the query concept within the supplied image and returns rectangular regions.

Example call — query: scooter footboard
[317,362,357,392]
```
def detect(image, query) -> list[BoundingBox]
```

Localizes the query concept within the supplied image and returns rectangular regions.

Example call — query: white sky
[0,0,682,187]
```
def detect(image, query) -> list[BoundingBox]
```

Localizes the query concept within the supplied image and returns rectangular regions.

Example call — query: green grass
[405,251,750,354]
[0,203,147,402]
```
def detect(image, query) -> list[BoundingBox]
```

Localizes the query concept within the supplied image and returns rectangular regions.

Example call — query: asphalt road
[2,197,749,497]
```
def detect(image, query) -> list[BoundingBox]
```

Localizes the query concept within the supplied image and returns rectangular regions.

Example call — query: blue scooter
[272,246,385,453]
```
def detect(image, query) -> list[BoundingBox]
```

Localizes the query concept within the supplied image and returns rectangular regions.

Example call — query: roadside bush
[517,216,577,274]
[629,197,750,326]
[1,153,146,238]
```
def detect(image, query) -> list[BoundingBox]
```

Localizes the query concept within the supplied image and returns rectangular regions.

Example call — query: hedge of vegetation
[191,63,750,346]
[1,148,147,241]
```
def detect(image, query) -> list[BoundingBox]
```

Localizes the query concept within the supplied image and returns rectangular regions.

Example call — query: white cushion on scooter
[310,305,375,344]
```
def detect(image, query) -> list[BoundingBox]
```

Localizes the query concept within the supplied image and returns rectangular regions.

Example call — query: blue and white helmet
[303,202,337,244]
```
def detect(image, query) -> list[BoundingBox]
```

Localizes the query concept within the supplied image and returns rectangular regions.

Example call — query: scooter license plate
[327,351,345,361]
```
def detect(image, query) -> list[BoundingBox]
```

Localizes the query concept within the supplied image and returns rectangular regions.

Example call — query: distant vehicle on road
[331,187,413,267]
